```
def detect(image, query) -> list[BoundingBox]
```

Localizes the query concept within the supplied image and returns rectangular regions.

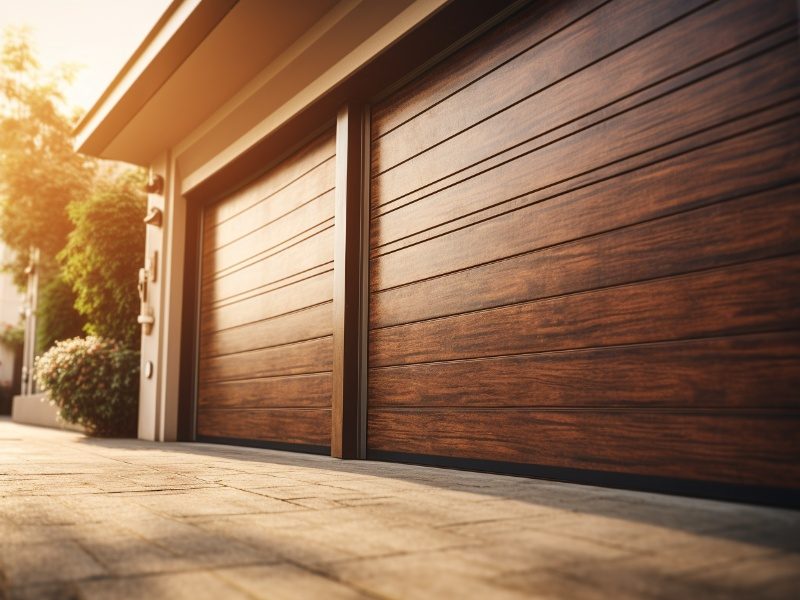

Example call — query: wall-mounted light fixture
[145,173,164,195]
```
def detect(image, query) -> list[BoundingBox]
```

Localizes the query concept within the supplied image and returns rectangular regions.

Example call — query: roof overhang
[73,0,447,167]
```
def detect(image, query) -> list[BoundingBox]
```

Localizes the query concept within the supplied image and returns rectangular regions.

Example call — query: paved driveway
[0,418,797,599]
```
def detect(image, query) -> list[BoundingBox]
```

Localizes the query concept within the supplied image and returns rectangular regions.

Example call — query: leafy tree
[0,28,95,285]
[60,169,146,349]
[35,274,85,353]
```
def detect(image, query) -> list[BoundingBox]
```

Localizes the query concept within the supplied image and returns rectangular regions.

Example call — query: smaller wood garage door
[196,130,336,452]
[367,0,800,493]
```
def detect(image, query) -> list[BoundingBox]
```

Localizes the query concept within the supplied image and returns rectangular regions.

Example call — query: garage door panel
[204,191,335,278]
[205,159,335,252]
[198,130,334,448]
[373,0,777,175]
[372,0,607,140]
[199,373,332,410]
[369,332,800,410]
[368,1,799,495]
[198,408,331,448]
[201,336,333,383]
[367,410,800,488]
[371,102,800,256]
[202,227,334,304]
[205,220,334,286]
[201,302,332,357]
[370,255,800,367]
[201,270,333,333]
[204,133,335,229]
[371,40,799,211]
[371,185,800,328]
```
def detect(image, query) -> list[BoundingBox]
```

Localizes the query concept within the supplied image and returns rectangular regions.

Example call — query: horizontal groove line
[197,407,331,412]
[203,223,334,285]
[202,334,332,361]
[201,330,334,360]
[372,99,800,257]
[368,175,800,302]
[367,328,800,371]
[369,251,800,334]
[200,371,333,386]
[203,217,334,282]
[204,265,333,312]
[202,300,332,336]
[373,147,798,266]
[371,0,719,182]
[205,152,335,231]
[200,370,333,386]
[371,0,613,142]
[366,406,800,414]
[373,87,798,228]
[203,186,334,257]
[203,370,333,386]
[203,260,334,308]
[371,34,796,217]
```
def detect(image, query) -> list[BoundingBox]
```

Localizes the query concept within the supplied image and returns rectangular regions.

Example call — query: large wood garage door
[367,0,800,495]
[197,131,335,452]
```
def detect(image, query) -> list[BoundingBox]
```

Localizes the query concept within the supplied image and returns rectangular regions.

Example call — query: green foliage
[0,28,95,286]
[35,336,139,436]
[35,274,85,353]
[0,323,23,349]
[60,169,146,349]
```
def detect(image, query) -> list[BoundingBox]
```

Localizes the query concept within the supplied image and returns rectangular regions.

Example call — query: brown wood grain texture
[201,226,333,304]
[370,0,608,139]
[201,269,333,333]
[366,410,800,487]
[199,373,331,410]
[201,335,332,383]
[203,131,335,230]
[203,190,334,279]
[370,43,799,257]
[204,218,333,291]
[365,0,800,490]
[204,160,335,253]
[369,255,800,367]
[368,331,800,410]
[370,38,799,213]
[198,408,331,446]
[372,51,799,229]
[370,24,799,249]
[197,131,335,445]
[200,302,332,357]
[372,100,800,258]
[372,0,781,174]
[370,54,798,290]
[331,105,367,458]
[370,182,800,328]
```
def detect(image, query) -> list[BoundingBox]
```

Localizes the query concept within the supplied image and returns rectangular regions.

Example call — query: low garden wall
[12,393,85,432]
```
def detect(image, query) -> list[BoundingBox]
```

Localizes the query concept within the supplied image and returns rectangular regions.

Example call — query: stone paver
[0,418,797,599]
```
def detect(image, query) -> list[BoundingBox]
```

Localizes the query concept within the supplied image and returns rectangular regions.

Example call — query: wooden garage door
[367,0,800,494]
[197,131,335,452]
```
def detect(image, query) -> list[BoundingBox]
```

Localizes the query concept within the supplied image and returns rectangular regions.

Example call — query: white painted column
[138,153,167,441]
[156,154,186,442]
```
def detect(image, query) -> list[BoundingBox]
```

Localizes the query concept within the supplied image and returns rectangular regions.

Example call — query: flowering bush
[35,336,139,436]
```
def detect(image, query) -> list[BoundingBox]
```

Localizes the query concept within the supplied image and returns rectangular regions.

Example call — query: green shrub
[35,336,139,437]
[36,273,86,353]
[60,169,146,348]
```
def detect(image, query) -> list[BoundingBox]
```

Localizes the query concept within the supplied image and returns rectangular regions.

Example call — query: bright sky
[0,0,172,112]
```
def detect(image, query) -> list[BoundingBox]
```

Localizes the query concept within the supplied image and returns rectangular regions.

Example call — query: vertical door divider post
[333,104,367,459]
